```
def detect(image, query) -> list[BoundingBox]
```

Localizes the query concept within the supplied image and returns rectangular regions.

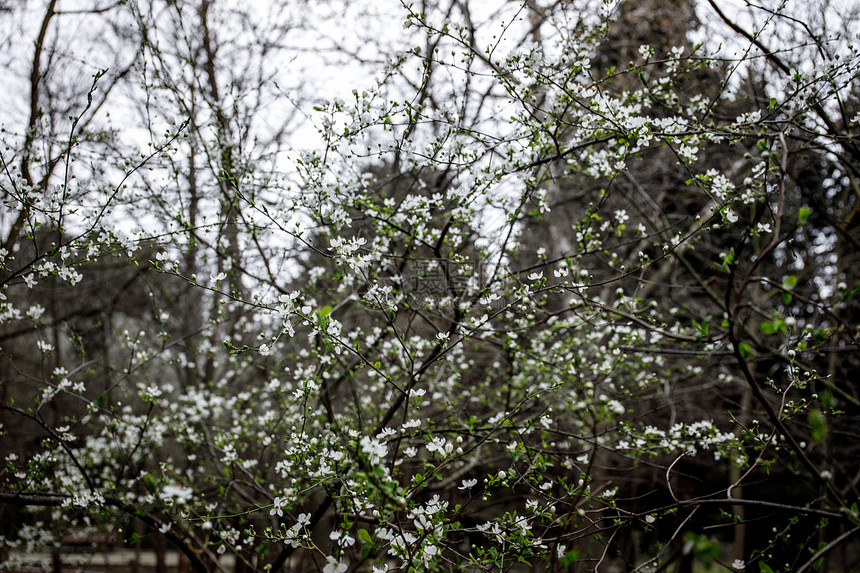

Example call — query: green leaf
[799,207,811,225]
[782,275,797,291]
[760,322,778,335]
[738,342,754,358]
[357,528,373,544]
[809,410,829,442]
[691,317,710,340]
[760,563,775,573]
[560,549,581,568]
[143,473,158,492]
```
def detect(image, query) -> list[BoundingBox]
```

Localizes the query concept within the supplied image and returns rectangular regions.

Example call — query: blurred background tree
[1,0,858,571]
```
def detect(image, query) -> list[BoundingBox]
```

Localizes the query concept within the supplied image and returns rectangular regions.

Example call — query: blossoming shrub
[1,0,859,571]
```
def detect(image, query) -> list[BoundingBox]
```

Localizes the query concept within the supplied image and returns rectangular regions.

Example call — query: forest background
[1,0,859,571]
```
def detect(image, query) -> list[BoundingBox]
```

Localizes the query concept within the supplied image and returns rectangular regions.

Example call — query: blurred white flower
[459,478,478,490]
[270,496,286,517]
